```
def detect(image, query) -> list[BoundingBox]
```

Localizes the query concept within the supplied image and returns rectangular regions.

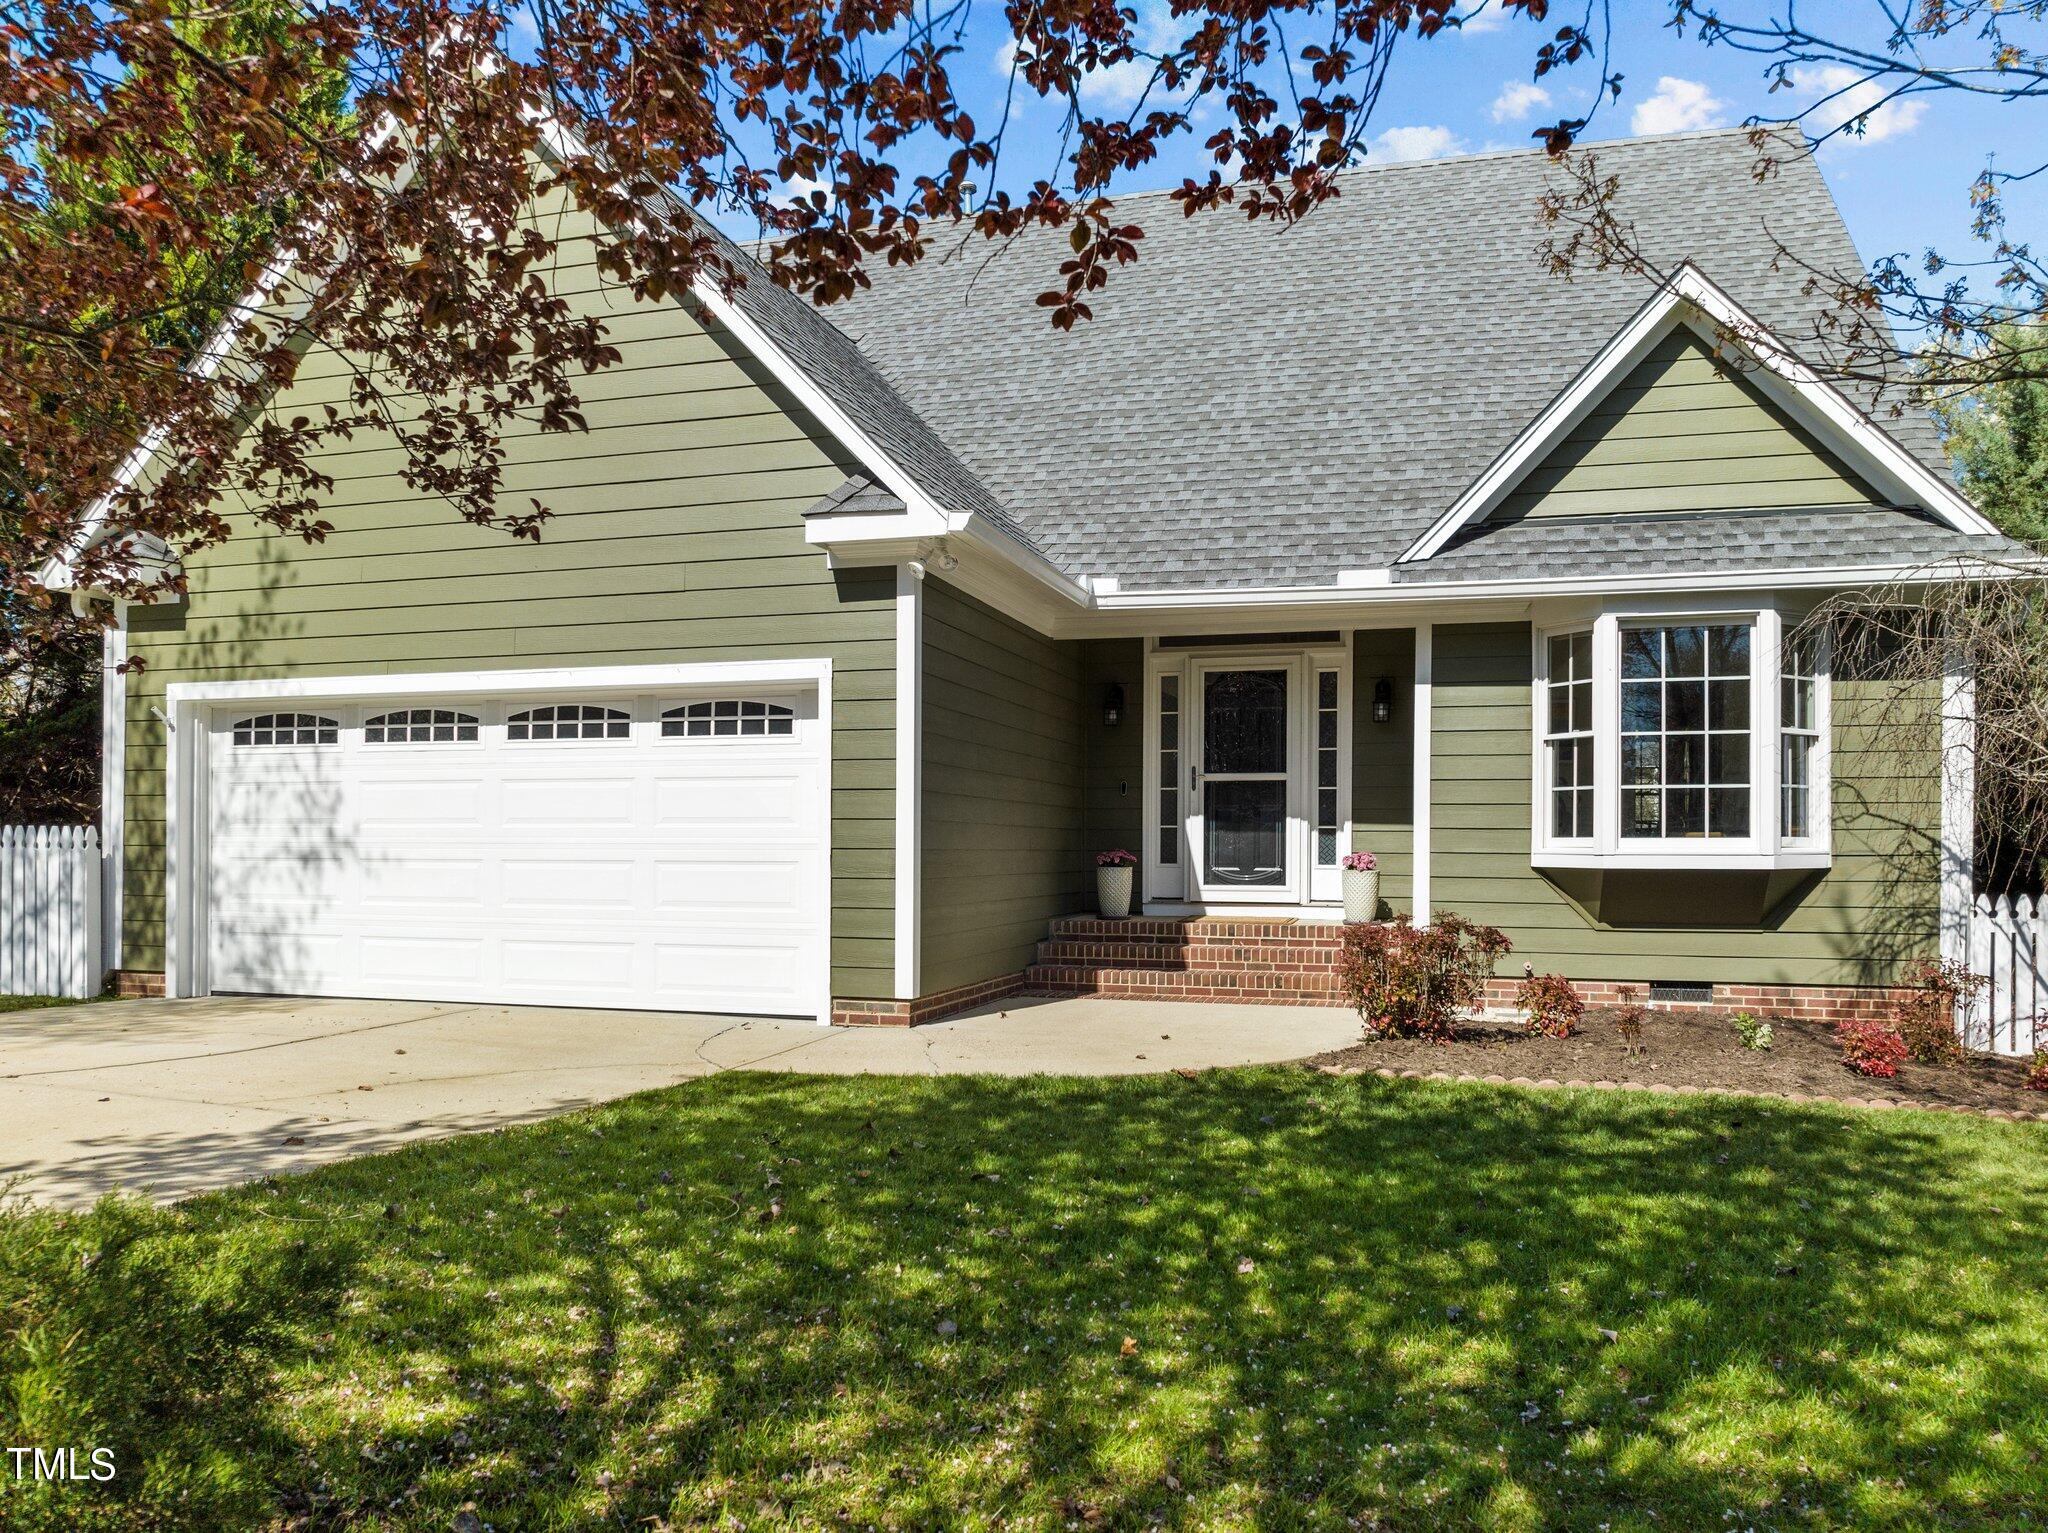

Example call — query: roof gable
[1397,262,1996,565]
[1485,326,1882,526]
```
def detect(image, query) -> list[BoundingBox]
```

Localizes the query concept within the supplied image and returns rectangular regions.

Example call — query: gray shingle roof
[819,126,1984,590]
[1396,507,2023,584]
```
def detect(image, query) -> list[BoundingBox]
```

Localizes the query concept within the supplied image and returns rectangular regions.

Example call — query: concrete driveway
[0,993,1358,1207]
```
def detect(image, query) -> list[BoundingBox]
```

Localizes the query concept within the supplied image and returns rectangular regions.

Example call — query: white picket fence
[1968,891,2048,1058]
[0,825,103,999]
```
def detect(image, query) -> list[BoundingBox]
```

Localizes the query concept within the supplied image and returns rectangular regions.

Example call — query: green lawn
[6,1071,2048,1531]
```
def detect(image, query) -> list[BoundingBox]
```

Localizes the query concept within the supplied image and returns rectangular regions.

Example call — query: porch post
[1412,621,1432,925]
[894,562,924,1000]
[1939,642,1975,973]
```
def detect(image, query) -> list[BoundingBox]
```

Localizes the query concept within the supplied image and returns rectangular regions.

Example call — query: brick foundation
[1020,916,1913,1021]
[112,969,165,998]
[1478,977,1912,1024]
[831,971,1029,1028]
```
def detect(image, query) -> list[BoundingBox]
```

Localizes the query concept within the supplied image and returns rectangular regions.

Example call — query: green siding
[1350,628,1415,918]
[1490,328,1883,524]
[1082,640,1146,881]
[919,579,1089,992]
[121,196,898,999]
[1428,621,1937,985]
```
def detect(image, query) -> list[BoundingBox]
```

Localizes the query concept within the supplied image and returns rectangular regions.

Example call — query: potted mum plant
[1095,849,1138,919]
[1341,850,1379,923]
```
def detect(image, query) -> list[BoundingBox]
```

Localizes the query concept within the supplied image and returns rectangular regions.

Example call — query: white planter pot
[1343,867,1380,924]
[1097,865,1134,920]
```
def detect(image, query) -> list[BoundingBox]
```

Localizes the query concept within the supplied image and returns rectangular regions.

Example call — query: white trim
[894,563,923,1000]
[1398,262,1999,566]
[100,617,127,976]
[1412,622,1433,925]
[1088,557,2028,619]
[162,657,836,1023]
[1941,645,1976,970]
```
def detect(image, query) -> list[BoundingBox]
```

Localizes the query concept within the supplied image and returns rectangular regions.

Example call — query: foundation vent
[1648,981,1713,1005]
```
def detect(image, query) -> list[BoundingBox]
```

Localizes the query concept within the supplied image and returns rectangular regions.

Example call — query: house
[49,126,2027,1027]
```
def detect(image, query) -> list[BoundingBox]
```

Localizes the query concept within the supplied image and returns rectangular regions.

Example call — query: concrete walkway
[0,993,1358,1208]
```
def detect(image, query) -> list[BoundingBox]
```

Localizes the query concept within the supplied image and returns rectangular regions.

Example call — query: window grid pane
[1315,670,1339,866]
[1619,624,1752,840]
[1544,632,1596,840]
[1158,675,1180,866]
[231,712,338,747]
[660,700,796,738]
[508,704,631,741]
[364,707,479,744]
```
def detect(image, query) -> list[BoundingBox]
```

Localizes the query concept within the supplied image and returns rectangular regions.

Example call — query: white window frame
[1530,598,1831,871]
[1777,624,1832,852]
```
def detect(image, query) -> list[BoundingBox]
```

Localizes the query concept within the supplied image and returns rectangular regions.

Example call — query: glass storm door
[1195,666,1295,900]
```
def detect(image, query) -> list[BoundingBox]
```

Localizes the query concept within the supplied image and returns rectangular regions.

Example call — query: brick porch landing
[1024,916,1348,1004]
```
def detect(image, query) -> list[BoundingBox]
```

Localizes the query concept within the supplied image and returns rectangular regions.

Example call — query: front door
[1193,664,1298,902]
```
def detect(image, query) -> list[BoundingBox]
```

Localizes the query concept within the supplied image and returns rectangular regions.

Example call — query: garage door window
[231,712,338,746]
[661,699,796,739]
[365,708,479,744]
[507,704,629,741]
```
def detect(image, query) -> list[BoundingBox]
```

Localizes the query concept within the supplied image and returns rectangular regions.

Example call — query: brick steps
[1024,916,1348,1005]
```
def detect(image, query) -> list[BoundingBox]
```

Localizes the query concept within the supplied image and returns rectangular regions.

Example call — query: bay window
[1533,605,1829,869]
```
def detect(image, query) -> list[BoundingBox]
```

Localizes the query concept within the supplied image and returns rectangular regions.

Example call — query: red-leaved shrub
[1835,1019,1909,1079]
[1517,971,1583,1039]
[1341,914,1512,1043]
[1889,958,1986,1066]
[2024,1053,2048,1093]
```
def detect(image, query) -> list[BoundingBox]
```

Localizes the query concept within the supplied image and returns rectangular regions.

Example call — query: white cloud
[1369,125,1465,163]
[1456,2,1507,33]
[1630,76,1727,136]
[1076,2,1190,110]
[1789,64,1928,146]
[1491,80,1551,123]
[992,36,1019,77]
[777,174,831,208]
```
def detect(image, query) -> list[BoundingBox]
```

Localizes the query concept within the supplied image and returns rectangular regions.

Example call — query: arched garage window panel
[662,699,796,738]
[364,708,479,744]
[231,713,337,746]
[507,704,629,741]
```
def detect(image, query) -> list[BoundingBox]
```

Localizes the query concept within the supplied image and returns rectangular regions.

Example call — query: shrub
[1614,985,1647,1057]
[1341,913,1511,1042]
[1732,1011,1774,1051]
[1516,970,1583,1039]
[1889,958,1986,1066]
[1835,1019,1910,1079]
[0,1194,352,1533]
[2024,1053,2048,1093]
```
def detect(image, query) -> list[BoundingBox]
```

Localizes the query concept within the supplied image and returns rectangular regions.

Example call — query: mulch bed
[1305,1006,2048,1118]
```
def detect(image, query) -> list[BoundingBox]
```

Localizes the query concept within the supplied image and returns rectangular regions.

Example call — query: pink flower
[1096,849,1138,867]
[1341,851,1377,872]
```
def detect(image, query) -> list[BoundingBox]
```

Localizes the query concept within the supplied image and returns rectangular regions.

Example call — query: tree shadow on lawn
[194,1072,2048,1530]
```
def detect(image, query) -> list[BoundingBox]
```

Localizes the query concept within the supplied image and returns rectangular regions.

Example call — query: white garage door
[201,687,827,1017]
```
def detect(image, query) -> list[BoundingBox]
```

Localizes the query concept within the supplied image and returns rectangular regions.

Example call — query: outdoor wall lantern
[1103,683,1126,728]
[1372,677,1394,725]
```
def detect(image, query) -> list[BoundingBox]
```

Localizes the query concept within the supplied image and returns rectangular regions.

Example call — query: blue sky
[718,0,2042,302]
